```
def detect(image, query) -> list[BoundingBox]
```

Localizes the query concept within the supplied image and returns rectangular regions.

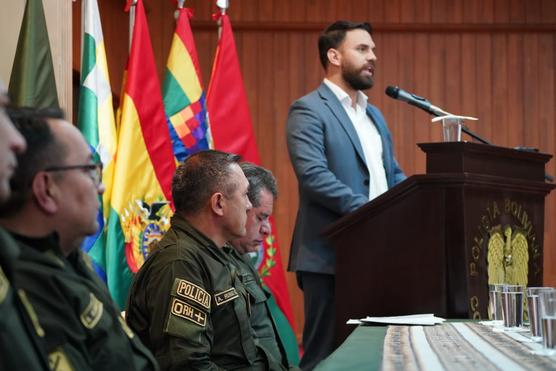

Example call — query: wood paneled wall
[72,0,556,340]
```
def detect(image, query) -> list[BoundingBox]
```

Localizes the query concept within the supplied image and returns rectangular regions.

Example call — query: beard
[342,63,374,91]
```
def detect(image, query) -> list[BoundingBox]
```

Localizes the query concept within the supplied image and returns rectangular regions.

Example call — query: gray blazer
[286,83,406,275]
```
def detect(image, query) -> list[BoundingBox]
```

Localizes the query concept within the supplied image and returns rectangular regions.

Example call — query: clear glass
[539,290,556,355]
[488,283,505,323]
[441,117,463,142]
[526,287,556,341]
[501,284,524,329]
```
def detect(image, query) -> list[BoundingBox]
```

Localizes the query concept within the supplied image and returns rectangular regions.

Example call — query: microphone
[385,86,449,117]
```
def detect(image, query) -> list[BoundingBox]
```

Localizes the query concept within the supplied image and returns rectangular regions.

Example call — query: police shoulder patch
[170,297,207,327]
[214,287,239,306]
[0,266,8,304]
[48,348,74,371]
[80,293,103,329]
[173,278,211,310]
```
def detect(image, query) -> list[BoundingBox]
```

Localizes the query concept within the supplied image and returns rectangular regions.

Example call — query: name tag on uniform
[170,297,207,327]
[214,287,239,306]
[173,278,211,310]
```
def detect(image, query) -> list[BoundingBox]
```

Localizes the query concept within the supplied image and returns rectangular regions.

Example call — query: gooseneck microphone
[385,86,449,117]
[385,85,492,146]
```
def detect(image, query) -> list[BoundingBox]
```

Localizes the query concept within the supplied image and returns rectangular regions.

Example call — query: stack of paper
[347,313,446,326]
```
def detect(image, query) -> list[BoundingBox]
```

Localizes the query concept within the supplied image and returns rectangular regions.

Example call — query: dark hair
[240,162,277,207]
[318,20,373,69]
[172,150,242,215]
[0,106,66,216]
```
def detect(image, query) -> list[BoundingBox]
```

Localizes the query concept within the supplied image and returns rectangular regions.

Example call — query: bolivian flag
[106,0,176,309]
[162,7,212,161]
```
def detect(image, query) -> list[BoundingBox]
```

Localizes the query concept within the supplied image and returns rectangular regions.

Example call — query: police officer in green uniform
[0,88,50,370]
[0,108,158,371]
[0,228,50,370]
[229,162,300,370]
[126,151,285,370]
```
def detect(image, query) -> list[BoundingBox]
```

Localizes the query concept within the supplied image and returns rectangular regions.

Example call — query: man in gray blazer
[286,20,406,370]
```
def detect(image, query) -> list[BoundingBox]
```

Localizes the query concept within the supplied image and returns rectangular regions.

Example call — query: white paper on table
[347,313,446,326]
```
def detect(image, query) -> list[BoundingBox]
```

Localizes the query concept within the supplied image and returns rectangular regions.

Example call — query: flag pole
[128,0,138,52]
[215,0,228,38]
[175,0,185,20]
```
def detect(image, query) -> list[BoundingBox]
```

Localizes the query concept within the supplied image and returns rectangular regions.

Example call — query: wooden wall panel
[72,0,556,341]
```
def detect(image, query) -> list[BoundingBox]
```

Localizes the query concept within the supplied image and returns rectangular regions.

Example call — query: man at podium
[286,20,406,370]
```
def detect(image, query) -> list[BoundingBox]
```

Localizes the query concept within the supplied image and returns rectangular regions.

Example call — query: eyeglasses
[44,163,103,187]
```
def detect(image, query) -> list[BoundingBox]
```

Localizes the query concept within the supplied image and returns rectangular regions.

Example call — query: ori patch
[170,297,207,327]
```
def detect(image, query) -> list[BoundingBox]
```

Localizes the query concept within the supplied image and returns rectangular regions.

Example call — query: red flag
[207,12,296,334]
[206,13,259,163]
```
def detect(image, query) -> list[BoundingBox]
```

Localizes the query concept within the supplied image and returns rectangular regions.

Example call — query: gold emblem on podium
[487,225,529,286]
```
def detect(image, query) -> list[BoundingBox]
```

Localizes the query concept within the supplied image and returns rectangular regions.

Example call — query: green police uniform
[126,215,284,370]
[0,227,50,370]
[231,252,291,369]
[12,232,158,371]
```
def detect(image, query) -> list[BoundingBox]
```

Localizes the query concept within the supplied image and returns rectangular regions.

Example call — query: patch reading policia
[173,278,211,310]
[214,287,239,306]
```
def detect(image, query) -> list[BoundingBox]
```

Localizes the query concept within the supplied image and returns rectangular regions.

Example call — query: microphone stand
[461,125,491,145]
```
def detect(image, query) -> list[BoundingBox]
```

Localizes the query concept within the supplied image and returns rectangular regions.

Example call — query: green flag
[78,0,117,283]
[9,0,59,108]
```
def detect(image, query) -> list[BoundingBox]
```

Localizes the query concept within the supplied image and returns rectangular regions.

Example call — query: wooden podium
[323,142,555,344]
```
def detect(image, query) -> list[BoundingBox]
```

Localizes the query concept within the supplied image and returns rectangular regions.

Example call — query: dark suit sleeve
[286,100,369,215]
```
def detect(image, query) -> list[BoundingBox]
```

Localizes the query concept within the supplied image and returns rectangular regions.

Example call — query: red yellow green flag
[106,0,176,309]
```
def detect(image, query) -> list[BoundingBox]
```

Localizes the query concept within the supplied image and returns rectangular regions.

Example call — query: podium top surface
[418,142,552,181]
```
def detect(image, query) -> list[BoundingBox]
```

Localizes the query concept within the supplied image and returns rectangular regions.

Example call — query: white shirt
[323,79,388,200]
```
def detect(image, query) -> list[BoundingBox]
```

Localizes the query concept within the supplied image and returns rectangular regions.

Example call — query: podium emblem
[487,225,529,287]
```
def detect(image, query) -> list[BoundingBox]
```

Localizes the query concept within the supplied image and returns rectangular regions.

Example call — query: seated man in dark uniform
[126,150,287,370]
[0,107,158,370]
[230,162,300,369]
[0,84,50,370]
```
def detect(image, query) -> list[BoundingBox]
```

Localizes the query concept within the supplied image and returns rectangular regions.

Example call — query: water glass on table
[526,287,556,341]
[539,290,556,355]
[488,283,505,324]
[501,284,524,329]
